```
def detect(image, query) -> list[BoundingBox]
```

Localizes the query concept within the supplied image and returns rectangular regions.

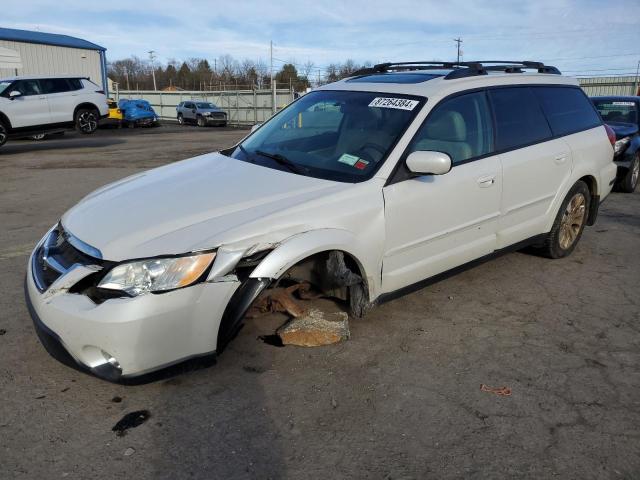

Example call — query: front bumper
[25,249,241,382]
[204,115,227,125]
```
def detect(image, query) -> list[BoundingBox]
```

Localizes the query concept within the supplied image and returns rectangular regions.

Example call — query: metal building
[0,27,107,93]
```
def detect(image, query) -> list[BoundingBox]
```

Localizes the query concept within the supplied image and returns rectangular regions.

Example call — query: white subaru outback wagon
[25,61,617,382]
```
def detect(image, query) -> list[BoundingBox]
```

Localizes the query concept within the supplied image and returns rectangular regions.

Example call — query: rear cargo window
[534,87,601,136]
[489,87,552,151]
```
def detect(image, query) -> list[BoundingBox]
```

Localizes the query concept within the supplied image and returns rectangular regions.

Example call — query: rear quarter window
[489,87,552,151]
[534,86,601,136]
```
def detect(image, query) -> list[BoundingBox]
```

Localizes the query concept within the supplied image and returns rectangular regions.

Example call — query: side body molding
[249,228,379,300]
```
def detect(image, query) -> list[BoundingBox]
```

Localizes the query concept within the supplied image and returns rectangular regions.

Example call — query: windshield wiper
[237,143,255,162]
[255,150,302,174]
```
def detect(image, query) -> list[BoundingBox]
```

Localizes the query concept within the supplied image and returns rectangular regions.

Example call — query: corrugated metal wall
[116,89,295,125]
[579,76,639,96]
[0,40,103,87]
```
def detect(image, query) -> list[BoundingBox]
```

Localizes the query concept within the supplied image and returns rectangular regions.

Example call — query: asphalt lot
[1,124,639,479]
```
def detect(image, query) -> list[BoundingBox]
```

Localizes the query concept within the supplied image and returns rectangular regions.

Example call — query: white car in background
[25,60,617,382]
[0,75,108,147]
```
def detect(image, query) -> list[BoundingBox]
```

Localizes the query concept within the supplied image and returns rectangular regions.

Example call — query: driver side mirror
[9,91,22,99]
[251,123,262,133]
[405,151,452,176]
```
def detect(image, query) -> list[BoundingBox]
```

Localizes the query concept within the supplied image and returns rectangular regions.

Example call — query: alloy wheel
[78,112,97,132]
[559,193,586,250]
[632,157,640,189]
[0,126,6,146]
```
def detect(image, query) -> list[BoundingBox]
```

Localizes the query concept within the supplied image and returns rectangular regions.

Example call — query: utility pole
[634,60,640,96]
[148,50,157,91]
[124,66,130,90]
[270,40,276,115]
[454,37,463,64]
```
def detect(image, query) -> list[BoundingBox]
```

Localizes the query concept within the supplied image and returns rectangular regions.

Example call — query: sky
[3,0,640,78]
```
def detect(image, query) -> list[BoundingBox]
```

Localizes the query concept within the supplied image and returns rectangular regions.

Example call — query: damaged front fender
[249,229,375,295]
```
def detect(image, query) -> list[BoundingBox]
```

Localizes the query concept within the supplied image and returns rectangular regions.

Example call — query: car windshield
[593,99,638,124]
[224,90,424,182]
[0,81,11,95]
[196,102,216,109]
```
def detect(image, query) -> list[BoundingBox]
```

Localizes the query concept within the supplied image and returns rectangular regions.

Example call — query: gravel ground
[0,125,638,479]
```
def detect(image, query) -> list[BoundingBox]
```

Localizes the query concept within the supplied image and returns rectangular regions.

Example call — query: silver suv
[176,101,227,127]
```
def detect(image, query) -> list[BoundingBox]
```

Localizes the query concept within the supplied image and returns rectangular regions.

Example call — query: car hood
[61,153,349,261]
[607,122,639,139]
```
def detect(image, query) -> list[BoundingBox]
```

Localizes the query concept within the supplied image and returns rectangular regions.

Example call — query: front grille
[32,225,101,292]
[212,112,226,119]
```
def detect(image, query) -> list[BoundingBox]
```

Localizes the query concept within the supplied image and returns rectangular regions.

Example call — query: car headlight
[203,112,211,116]
[614,137,630,155]
[98,252,216,296]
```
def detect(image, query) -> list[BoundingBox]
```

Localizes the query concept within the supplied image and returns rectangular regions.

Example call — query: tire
[618,153,639,193]
[197,115,205,127]
[0,122,7,147]
[537,181,590,259]
[75,108,99,134]
[177,114,184,125]
[31,133,47,141]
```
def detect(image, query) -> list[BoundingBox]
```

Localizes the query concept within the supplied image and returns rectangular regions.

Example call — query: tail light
[117,109,122,114]
[604,124,616,147]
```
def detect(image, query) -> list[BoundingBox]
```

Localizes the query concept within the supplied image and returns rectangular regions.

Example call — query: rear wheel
[31,133,47,141]
[537,181,590,259]
[618,153,639,193]
[75,108,99,134]
[0,122,8,147]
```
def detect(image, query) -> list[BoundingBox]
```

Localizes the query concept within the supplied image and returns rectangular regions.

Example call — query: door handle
[38,96,47,99]
[477,175,496,188]
[554,153,568,164]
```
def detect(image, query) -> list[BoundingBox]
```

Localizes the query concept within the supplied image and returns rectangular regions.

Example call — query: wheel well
[274,250,369,315]
[0,111,11,130]
[578,175,598,225]
[73,103,99,118]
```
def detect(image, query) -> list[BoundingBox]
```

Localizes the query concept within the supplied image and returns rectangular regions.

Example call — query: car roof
[0,74,87,82]
[318,69,578,99]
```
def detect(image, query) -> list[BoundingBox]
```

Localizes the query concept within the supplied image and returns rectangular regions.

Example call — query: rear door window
[489,87,552,151]
[41,78,72,94]
[534,87,601,136]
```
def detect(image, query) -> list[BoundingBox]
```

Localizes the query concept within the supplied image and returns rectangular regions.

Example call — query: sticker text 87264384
[368,97,419,111]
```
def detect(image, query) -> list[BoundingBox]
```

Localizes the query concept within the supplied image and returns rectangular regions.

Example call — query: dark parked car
[176,101,227,127]
[591,96,639,192]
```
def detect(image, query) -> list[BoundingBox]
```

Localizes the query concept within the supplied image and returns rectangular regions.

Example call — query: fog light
[101,349,121,370]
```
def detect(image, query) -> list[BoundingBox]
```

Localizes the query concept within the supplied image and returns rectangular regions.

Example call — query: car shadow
[0,138,127,154]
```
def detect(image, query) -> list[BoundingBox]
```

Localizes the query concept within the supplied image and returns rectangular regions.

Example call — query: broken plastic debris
[249,283,318,318]
[480,384,512,396]
[112,410,151,437]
